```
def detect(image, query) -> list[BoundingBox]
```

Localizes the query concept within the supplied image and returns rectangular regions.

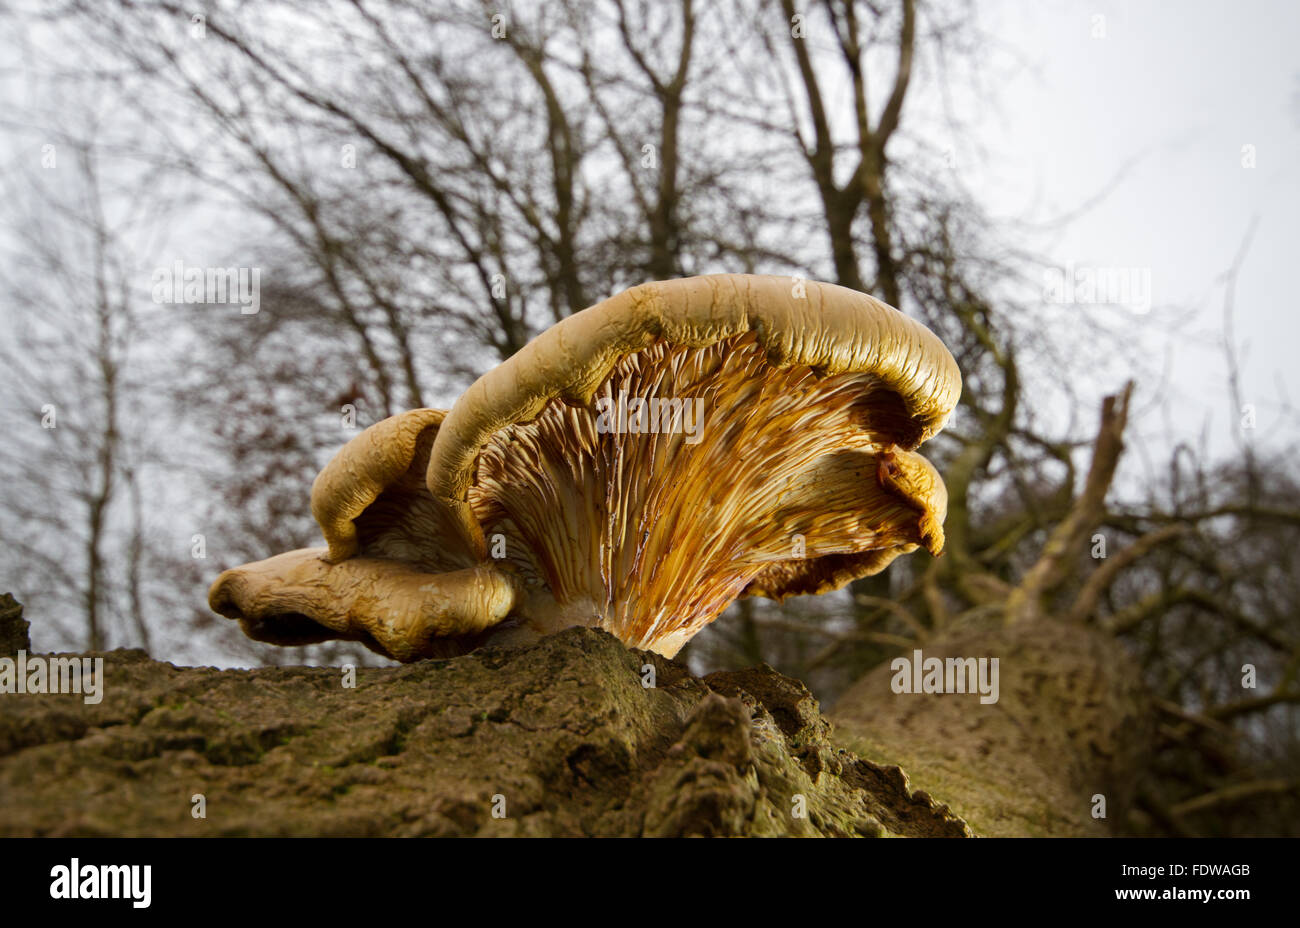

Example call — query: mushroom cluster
[209,274,961,660]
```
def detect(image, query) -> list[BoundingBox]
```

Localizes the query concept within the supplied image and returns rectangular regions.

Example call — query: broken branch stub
[209,274,961,660]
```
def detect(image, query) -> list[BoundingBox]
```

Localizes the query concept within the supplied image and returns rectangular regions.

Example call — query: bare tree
[0,131,156,650]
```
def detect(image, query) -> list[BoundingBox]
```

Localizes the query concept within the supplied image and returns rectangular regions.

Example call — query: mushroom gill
[469,332,947,655]
[209,273,961,661]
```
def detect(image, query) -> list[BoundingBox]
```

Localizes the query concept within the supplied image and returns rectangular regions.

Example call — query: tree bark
[0,625,971,837]
[830,618,1151,836]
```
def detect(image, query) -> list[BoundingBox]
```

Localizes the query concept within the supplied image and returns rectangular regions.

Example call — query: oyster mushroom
[210,274,960,660]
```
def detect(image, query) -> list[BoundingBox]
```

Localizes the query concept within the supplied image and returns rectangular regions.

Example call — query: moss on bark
[0,627,969,837]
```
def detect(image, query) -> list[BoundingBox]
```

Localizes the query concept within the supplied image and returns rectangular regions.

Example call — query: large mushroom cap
[429,274,959,655]
[210,274,960,660]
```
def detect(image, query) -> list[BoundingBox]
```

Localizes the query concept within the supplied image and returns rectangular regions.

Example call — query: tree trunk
[830,617,1151,836]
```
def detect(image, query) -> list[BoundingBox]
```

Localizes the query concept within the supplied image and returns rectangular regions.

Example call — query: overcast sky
[4,0,1293,464]
[971,0,1298,465]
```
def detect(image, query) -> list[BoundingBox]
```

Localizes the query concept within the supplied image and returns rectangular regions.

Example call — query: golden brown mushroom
[209,274,960,660]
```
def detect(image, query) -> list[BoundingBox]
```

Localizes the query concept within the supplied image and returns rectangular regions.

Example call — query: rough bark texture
[0,626,970,837]
[831,618,1151,837]
[0,594,30,657]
